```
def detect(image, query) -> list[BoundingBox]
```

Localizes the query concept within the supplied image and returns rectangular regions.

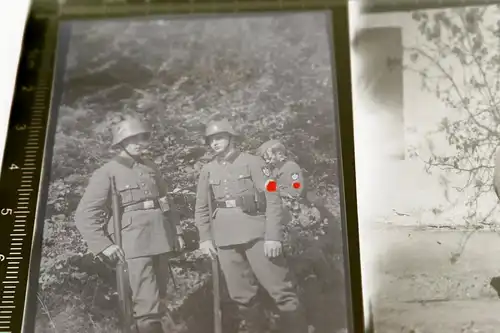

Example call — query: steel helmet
[111,116,151,148]
[204,118,238,144]
[256,139,286,157]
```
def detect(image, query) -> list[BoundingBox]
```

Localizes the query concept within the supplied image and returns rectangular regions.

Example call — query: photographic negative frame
[350,0,500,332]
[0,1,364,333]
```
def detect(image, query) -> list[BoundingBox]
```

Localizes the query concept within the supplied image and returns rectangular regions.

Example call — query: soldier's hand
[176,235,186,251]
[264,240,282,258]
[102,244,125,263]
[199,240,217,259]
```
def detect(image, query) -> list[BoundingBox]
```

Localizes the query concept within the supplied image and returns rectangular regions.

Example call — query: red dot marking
[292,182,301,189]
[266,180,277,192]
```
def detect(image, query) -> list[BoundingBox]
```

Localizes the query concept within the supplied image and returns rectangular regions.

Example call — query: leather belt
[214,198,243,209]
[123,199,159,213]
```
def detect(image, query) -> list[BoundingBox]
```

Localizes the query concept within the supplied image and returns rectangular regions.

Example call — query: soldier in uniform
[256,139,341,290]
[74,115,185,333]
[256,139,307,220]
[194,118,308,333]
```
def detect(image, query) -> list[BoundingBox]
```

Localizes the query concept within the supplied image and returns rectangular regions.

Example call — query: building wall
[352,9,499,226]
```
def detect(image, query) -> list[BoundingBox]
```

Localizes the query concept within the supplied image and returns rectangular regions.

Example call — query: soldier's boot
[279,308,309,333]
[222,306,241,333]
[239,303,268,333]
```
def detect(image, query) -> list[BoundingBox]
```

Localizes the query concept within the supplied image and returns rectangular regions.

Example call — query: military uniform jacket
[194,149,284,247]
[74,155,182,259]
[273,160,305,199]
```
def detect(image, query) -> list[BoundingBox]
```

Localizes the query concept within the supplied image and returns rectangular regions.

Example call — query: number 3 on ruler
[16,124,26,131]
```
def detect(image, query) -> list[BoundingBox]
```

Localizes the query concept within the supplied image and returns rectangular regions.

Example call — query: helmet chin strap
[119,143,143,163]
[222,137,236,157]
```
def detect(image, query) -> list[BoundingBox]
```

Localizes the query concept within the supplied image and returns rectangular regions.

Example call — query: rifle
[110,176,134,333]
[207,172,222,333]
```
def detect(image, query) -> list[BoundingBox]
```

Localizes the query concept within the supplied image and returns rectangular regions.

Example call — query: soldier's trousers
[127,253,171,333]
[217,238,308,333]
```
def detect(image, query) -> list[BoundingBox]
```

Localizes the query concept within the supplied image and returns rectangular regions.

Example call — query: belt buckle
[225,199,236,208]
[143,200,154,209]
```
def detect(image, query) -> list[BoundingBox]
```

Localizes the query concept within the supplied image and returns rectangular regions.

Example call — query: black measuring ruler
[0,7,57,333]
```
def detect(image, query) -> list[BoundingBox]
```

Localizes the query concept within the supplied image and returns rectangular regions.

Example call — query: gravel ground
[370,224,500,333]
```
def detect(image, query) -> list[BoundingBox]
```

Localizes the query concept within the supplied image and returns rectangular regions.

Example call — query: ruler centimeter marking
[0,12,56,333]
[0,81,42,328]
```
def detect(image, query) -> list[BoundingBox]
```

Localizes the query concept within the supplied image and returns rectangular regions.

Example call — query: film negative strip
[26,0,500,18]
[2,0,367,333]
[350,0,500,333]
[361,0,500,12]
[31,0,349,18]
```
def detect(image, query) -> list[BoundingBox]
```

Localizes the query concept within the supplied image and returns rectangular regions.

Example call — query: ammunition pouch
[158,196,171,213]
[240,194,258,214]
[255,191,267,212]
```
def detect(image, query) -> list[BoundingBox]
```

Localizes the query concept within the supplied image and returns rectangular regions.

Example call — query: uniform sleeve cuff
[265,233,284,242]
[91,240,114,256]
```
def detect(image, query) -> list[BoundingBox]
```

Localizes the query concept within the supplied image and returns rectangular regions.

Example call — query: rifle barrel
[110,176,133,333]
[207,173,222,333]
[110,176,122,248]
[212,257,222,333]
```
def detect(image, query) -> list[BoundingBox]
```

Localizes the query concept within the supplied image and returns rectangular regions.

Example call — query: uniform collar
[114,154,139,168]
[217,148,240,164]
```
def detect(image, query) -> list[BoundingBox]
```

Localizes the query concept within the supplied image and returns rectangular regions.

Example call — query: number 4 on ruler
[9,164,19,171]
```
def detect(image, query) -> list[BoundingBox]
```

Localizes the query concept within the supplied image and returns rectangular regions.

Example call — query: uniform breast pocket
[209,178,221,197]
[236,171,253,194]
[116,183,141,205]
[145,172,160,197]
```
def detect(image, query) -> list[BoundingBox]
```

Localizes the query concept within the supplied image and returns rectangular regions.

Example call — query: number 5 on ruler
[0,209,12,262]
